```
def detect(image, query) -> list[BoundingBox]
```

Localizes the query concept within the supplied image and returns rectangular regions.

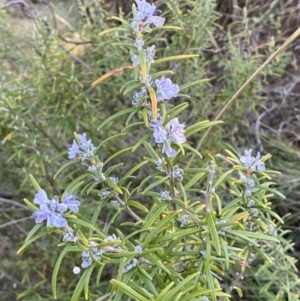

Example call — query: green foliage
[1,1,300,301]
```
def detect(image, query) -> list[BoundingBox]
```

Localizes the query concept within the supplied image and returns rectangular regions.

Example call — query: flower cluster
[88,162,106,181]
[131,0,165,32]
[180,214,189,228]
[160,191,172,201]
[81,241,102,268]
[216,219,231,235]
[169,165,184,181]
[130,46,156,66]
[135,245,143,254]
[132,87,148,106]
[123,258,138,273]
[150,117,186,157]
[63,231,80,243]
[32,190,80,228]
[240,149,265,172]
[68,133,96,161]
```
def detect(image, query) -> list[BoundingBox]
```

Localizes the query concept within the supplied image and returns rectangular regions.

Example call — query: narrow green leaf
[206,213,221,255]
[71,268,90,301]
[132,132,152,152]
[127,200,149,212]
[159,272,200,301]
[123,82,142,95]
[154,54,198,64]
[182,143,203,160]
[143,141,160,160]
[98,133,127,150]
[177,181,188,209]
[53,160,79,180]
[108,16,131,28]
[152,25,182,31]
[99,27,129,36]
[151,70,174,80]
[25,224,42,242]
[119,160,148,185]
[155,282,174,301]
[110,279,149,301]
[164,102,189,123]
[143,212,179,246]
[18,228,56,254]
[84,264,96,300]
[185,121,223,137]
[52,245,71,299]
[179,79,209,91]
[104,147,133,165]
[142,176,169,194]
[29,174,41,191]
[122,121,145,133]
[23,198,38,211]
[228,230,279,243]
[97,108,135,131]
[213,169,234,189]
[68,218,95,231]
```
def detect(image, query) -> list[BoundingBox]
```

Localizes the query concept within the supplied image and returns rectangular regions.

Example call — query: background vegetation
[0,0,299,300]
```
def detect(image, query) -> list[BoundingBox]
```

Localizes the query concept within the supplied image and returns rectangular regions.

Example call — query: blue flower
[169,165,184,181]
[68,133,96,160]
[81,241,102,268]
[240,149,265,171]
[132,0,165,30]
[166,118,186,144]
[62,192,80,213]
[149,116,167,143]
[150,117,186,158]
[32,189,80,228]
[160,191,172,201]
[162,118,186,157]
[155,76,179,102]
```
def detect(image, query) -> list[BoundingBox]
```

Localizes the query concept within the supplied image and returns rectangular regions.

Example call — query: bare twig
[0,217,31,229]
[114,195,142,223]
[0,197,31,211]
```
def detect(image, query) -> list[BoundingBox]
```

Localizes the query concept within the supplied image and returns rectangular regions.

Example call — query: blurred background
[0,0,299,300]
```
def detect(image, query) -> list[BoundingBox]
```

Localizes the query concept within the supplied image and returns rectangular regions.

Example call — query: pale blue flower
[62,192,80,213]
[150,116,186,158]
[156,158,165,172]
[149,117,167,143]
[104,234,120,243]
[144,46,155,63]
[247,199,255,207]
[63,231,80,242]
[180,214,189,228]
[68,133,96,160]
[109,176,119,184]
[132,87,148,106]
[155,76,179,102]
[130,54,140,66]
[81,241,102,268]
[100,190,110,200]
[161,140,177,157]
[160,191,172,201]
[166,118,186,144]
[123,258,138,273]
[135,245,143,254]
[88,163,106,181]
[240,149,265,171]
[32,189,80,228]
[132,0,165,30]
[134,38,144,49]
[169,165,184,181]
